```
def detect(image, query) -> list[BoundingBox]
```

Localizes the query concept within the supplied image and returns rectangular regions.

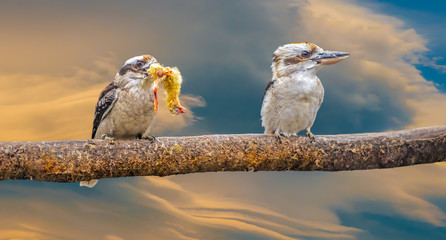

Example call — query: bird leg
[141,124,156,143]
[152,69,169,114]
[141,135,156,142]
[305,129,316,142]
[153,87,159,113]
[152,69,166,114]
[101,134,115,144]
[274,131,285,143]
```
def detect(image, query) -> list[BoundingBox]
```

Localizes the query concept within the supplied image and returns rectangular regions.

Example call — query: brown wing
[262,79,276,102]
[91,82,118,139]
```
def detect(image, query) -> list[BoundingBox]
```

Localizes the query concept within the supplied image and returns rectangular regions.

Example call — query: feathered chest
[116,81,155,116]
[274,75,324,101]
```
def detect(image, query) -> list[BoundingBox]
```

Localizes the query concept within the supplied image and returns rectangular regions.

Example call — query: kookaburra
[81,54,184,188]
[261,42,349,139]
[92,54,184,141]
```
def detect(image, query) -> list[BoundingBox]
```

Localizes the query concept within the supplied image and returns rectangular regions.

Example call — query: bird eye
[135,61,144,68]
[301,51,311,58]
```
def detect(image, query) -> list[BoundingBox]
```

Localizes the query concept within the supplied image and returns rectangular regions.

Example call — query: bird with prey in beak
[91,54,185,142]
[81,54,185,187]
[261,42,349,140]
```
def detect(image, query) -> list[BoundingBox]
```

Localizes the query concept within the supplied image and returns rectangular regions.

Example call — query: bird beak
[141,65,152,78]
[310,51,350,65]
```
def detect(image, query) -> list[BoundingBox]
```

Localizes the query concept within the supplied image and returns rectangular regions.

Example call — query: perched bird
[81,54,185,188]
[92,54,184,141]
[261,42,349,139]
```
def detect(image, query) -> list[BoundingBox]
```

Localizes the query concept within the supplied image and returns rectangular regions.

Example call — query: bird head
[271,42,349,78]
[116,55,158,81]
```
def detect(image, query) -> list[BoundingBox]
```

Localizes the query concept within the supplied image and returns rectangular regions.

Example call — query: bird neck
[114,73,147,90]
[273,66,321,80]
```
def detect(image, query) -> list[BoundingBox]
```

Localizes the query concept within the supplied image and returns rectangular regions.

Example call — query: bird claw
[306,132,316,142]
[274,132,285,143]
[141,135,156,143]
[101,134,115,144]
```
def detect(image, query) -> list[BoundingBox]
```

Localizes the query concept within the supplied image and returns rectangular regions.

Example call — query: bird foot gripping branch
[147,63,186,115]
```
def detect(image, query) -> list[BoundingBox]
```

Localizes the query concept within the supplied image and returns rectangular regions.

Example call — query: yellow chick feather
[164,67,184,111]
[147,63,185,115]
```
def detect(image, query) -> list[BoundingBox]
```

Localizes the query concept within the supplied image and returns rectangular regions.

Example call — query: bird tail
[80,179,99,188]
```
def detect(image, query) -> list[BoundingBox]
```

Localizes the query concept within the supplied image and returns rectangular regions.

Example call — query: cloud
[1,162,445,239]
[292,0,446,133]
[125,177,361,239]
[105,235,125,240]
[0,0,446,239]
[152,93,206,136]
[138,162,446,239]
[1,0,445,138]
[0,56,204,141]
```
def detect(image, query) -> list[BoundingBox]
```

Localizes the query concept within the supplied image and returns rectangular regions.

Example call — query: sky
[0,0,446,239]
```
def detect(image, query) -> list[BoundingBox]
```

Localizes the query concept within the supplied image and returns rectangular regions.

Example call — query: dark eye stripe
[119,64,139,75]
[284,56,302,65]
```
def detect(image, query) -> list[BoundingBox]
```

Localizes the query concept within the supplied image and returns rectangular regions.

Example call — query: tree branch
[1,125,445,183]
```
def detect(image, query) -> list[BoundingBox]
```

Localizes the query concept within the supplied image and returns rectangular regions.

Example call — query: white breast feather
[261,72,324,136]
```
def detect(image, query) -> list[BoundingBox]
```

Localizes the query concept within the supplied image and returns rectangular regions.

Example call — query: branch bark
[1,125,445,183]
